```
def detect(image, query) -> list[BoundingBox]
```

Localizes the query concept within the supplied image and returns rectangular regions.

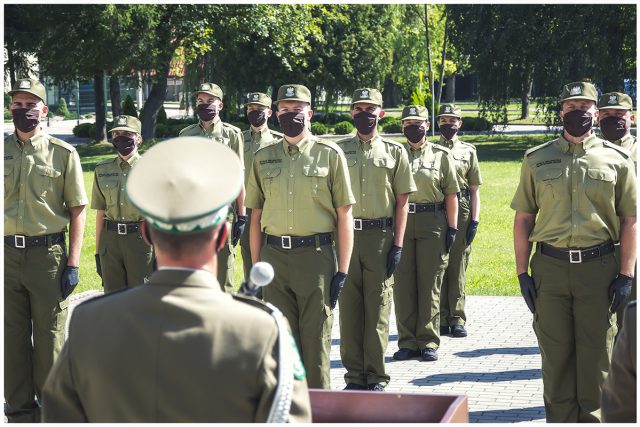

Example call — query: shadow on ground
[411,369,541,386]
[454,346,539,358]
[469,406,546,423]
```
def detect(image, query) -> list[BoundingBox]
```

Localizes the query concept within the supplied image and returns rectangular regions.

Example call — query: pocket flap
[372,157,396,169]
[4,166,11,176]
[587,168,615,182]
[303,165,329,177]
[536,168,563,181]
[35,164,62,178]
[453,152,468,161]
[259,167,282,178]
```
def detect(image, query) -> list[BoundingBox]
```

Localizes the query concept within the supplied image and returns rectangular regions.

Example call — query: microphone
[240,262,275,297]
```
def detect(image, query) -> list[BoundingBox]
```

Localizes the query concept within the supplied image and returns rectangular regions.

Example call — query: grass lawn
[74,134,550,296]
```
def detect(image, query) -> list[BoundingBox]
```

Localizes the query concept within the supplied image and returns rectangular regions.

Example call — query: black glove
[231,215,247,247]
[386,245,402,278]
[608,274,633,312]
[466,220,479,246]
[445,227,458,253]
[518,273,536,314]
[95,254,102,278]
[61,266,79,300]
[330,272,347,309]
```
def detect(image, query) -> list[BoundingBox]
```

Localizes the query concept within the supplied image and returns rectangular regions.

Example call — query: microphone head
[249,262,275,288]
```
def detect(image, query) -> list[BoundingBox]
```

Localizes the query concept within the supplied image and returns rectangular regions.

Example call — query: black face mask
[247,109,267,127]
[12,108,40,133]
[439,123,459,140]
[599,116,628,141]
[112,135,136,157]
[196,103,218,122]
[563,109,593,137]
[353,111,378,135]
[403,124,427,144]
[278,111,306,138]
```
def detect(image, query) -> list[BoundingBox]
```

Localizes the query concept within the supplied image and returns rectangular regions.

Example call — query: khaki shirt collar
[150,267,223,291]
[198,119,222,136]
[13,128,46,149]
[558,132,598,154]
[439,134,459,149]
[408,141,428,152]
[252,126,271,139]
[616,132,635,146]
[358,133,382,149]
[117,151,140,169]
[282,132,312,155]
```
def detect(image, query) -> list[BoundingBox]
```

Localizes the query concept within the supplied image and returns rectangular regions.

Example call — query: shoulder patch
[525,140,556,157]
[48,136,76,153]
[603,140,631,158]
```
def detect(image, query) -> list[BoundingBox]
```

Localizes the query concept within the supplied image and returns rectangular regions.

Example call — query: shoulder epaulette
[76,288,131,307]
[316,139,343,153]
[232,293,277,315]
[381,138,405,150]
[460,141,477,151]
[603,140,631,158]
[95,156,117,168]
[178,123,198,135]
[334,136,355,145]
[222,122,242,134]
[269,129,283,138]
[48,136,76,152]
[525,140,556,157]
[432,144,452,154]
[254,141,279,155]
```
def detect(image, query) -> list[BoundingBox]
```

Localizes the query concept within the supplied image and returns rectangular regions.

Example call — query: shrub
[333,121,354,135]
[461,116,492,131]
[122,95,137,117]
[5,93,11,107]
[5,109,12,120]
[57,97,70,117]
[154,123,170,137]
[382,117,403,133]
[311,122,328,135]
[157,106,168,124]
[73,123,94,138]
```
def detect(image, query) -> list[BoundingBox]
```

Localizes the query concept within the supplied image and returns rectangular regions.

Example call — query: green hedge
[311,122,328,135]
[434,116,493,132]
[382,117,403,133]
[334,121,354,135]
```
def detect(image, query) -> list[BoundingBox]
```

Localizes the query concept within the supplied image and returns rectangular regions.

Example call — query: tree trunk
[445,74,456,103]
[6,34,17,88]
[94,72,107,142]
[309,86,318,112]
[140,71,168,141]
[382,75,399,107]
[520,75,533,120]
[437,14,449,104]
[109,75,122,117]
[424,5,435,135]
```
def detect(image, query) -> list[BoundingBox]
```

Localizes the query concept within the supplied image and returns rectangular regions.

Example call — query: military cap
[8,78,47,103]
[126,137,243,233]
[597,92,633,110]
[560,81,598,103]
[401,105,429,121]
[352,88,383,107]
[247,92,272,108]
[275,84,311,105]
[194,82,223,100]
[437,103,462,118]
[109,115,141,134]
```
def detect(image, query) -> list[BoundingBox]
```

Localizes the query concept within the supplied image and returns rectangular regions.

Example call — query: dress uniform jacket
[179,120,245,292]
[435,135,482,329]
[41,268,311,422]
[336,134,416,387]
[4,130,88,422]
[91,153,153,292]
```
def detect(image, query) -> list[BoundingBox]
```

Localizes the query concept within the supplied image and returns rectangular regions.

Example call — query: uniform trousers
[261,241,336,389]
[339,227,394,387]
[4,241,68,422]
[394,209,449,351]
[239,208,253,281]
[218,239,235,293]
[99,227,153,293]
[440,195,471,327]
[531,245,618,422]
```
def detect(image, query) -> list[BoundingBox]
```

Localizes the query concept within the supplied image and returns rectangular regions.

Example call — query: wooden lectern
[309,390,468,423]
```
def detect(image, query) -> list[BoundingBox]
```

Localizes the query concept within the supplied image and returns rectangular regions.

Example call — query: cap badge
[608,95,617,104]
[361,89,369,98]
[285,86,295,97]
[253,94,259,101]
[445,106,451,113]
[201,84,210,90]
[410,107,416,114]
[118,116,128,125]
[19,80,31,89]
[570,86,581,95]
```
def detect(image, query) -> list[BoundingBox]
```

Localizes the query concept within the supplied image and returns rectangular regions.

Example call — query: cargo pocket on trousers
[55,297,69,332]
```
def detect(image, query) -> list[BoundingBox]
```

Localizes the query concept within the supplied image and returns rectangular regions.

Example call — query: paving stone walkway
[67,292,545,423]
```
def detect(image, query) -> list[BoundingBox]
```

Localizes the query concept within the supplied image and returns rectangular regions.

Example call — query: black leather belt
[458,188,470,199]
[353,217,393,231]
[4,232,65,249]
[105,220,141,235]
[539,242,616,263]
[266,233,332,249]
[408,202,445,214]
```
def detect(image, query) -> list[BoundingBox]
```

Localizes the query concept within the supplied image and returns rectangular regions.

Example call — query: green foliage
[56,97,70,117]
[410,88,426,106]
[121,95,137,117]
[5,93,11,107]
[73,123,94,138]
[156,106,168,124]
[461,116,492,131]
[382,118,403,133]
[5,109,12,120]
[311,122,328,135]
[333,121,354,135]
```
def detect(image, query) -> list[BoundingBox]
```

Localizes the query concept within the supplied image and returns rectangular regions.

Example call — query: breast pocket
[100,178,120,205]
[35,164,62,197]
[535,167,563,204]
[453,152,470,175]
[585,168,615,203]
[259,167,282,198]
[346,155,357,168]
[372,156,396,187]
[4,162,16,197]
[303,165,329,199]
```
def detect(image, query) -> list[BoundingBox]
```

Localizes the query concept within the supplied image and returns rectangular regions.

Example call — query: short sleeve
[510,157,538,214]
[245,157,265,210]
[441,153,460,195]
[90,171,106,210]
[467,149,483,186]
[615,157,637,217]
[330,149,355,208]
[63,150,88,208]
[392,147,417,195]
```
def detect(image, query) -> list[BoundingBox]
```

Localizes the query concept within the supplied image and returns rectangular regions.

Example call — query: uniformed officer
[512,81,637,422]
[246,84,355,389]
[393,105,459,363]
[41,138,311,422]
[179,82,246,293]
[4,78,88,422]
[92,115,153,293]
[601,300,637,423]
[435,103,483,338]
[240,92,281,282]
[337,88,416,391]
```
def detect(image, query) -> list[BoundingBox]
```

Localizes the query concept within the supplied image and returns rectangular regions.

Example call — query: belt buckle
[117,223,127,235]
[354,219,363,231]
[281,235,292,249]
[569,250,582,263]
[14,235,26,249]
[408,203,416,214]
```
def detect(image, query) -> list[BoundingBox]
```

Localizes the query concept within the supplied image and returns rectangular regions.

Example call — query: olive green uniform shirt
[4,131,88,236]
[510,134,637,248]
[91,153,145,221]
[613,133,637,168]
[179,120,245,167]
[246,134,355,236]
[242,127,282,186]
[337,135,416,218]
[436,135,483,189]
[405,142,459,203]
